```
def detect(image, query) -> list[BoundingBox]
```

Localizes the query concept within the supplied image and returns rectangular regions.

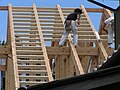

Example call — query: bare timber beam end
[0,6,8,10]
[86,8,104,12]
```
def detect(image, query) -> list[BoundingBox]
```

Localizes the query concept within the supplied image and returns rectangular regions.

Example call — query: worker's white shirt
[104,16,114,44]
[104,16,114,25]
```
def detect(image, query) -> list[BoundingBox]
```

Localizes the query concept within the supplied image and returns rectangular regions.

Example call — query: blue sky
[0,0,119,41]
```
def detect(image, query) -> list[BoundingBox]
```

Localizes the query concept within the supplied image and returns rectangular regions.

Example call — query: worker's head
[74,8,82,14]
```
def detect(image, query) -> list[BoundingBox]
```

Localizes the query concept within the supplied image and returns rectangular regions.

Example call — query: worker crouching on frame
[102,16,114,48]
[59,8,82,47]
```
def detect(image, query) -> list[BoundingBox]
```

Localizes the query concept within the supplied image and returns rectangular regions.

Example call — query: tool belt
[65,20,72,31]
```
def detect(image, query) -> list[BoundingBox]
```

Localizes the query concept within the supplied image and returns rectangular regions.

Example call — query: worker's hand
[76,20,80,26]
[77,21,80,25]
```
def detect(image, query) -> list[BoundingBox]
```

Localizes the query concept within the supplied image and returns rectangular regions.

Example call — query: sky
[0,0,119,41]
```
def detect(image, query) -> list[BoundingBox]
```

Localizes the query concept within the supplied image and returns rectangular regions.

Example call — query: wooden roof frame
[0,4,114,89]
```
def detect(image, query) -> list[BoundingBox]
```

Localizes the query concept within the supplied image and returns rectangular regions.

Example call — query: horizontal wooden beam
[0,46,112,56]
[0,6,104,13]
[77,47,98,55]
[46,47,99,56]
[86,8,104,12]
[0,6,8,10]
[46,47,69,55]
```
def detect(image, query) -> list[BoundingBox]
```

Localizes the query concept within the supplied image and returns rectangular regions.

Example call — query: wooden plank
[37,9,58,12]
[81,5,108,60]
[14,26,38,29]
[0,6,8,10]
[56,4,84,75]
[46,47,69,55]
[13,19,36,22]
[0,6,104,12]
[40,23,63,27]
[79,39,107,42]
[15,42,41,46]
[33,4,53,81]
[15,30,53,33]
[39,16,61,19]
[18,70,47,74]
[86,8,104,12]
[15,38,40,42]
[38,13,59,16]
[13,15,35,18]
[61,8,103,12]
[17,55,44,58]
[40,19,62,23]
[69,55,75,77]
[19,76,48,79]
[20,81,46,86]
[46,47,99,56]
[12,9,33,12]
[37,7,57,10]
[66,56,70,78]
[60,55,66,79]
[8,4,20,89]
[15,34,39,37]
[18,65,46,69]
[55,55,60,80]
[77,47,98,56]
[0,46,106,57]
[16,46,42,50]
[12,7,32,9]
[10,55,15,90]
[16,50,43,55]
[17,60,45,63]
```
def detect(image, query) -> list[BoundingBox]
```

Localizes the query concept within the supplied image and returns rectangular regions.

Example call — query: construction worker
[59,8,82,47]
[102,16,114,48]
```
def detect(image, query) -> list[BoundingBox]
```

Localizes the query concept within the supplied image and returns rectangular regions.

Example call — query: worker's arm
[76,14,81,26]
[102,23,108,34]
